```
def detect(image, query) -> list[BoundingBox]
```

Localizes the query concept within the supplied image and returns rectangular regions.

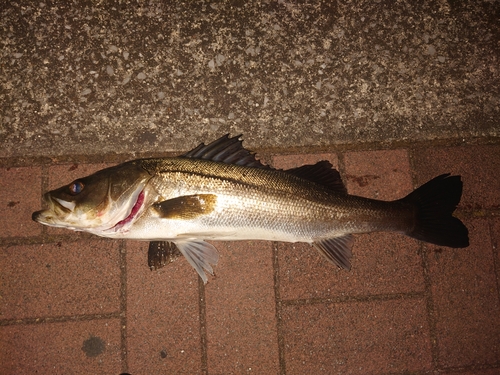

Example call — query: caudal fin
[401,174,469,248]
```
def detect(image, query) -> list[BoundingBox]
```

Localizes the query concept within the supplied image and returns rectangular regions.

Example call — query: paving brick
[0,318,122,374]
[46,163,111,236]
[344,149,413,200]
[412,145,500,210]
[0,240,120,320]
[205,241,279,374]
[126,241,203,375]
[281,298,432,374]
[428,218,500,368]
[0,166,42,237]
[278,233,424,300]
[272,153,339,170]
[493,217,500,296]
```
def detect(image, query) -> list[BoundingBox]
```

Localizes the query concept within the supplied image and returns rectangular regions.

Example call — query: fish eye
[69,180,84,195]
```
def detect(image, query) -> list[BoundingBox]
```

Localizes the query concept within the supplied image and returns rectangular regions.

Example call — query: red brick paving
[343,148,413,200]
[205,241,279,375]
[1,142,499,374]
[0,319,122,374]
[448,370,500,375]
[427,218,500,368]
[271,152,339,171]
[281,298,433,374]
[0,241,121,320]
[0,167,42,238]
[277,234,424,301]
[126,241,202,375]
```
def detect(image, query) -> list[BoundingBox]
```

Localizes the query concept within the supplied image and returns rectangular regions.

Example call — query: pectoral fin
[175,240,220,284]
[153,194,217,220]
[313,235,354,270]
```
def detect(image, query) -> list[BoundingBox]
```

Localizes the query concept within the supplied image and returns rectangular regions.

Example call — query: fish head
[32,161,152,235]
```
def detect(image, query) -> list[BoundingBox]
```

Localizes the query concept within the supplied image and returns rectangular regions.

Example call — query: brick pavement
[1,141,499,374]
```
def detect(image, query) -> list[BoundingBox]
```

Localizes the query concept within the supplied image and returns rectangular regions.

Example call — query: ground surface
[1,1,499,158]
[1,1,499,375]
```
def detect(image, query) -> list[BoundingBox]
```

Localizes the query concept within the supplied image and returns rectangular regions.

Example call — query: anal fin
[175,240,220,284]
[313,235,354,270]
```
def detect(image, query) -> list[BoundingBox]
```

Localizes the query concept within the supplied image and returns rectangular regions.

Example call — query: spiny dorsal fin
[286,161,347,193]
[181,134,268,168]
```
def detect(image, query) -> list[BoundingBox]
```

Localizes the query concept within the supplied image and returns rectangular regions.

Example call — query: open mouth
[111,190,145,232]
[32,195,67,224]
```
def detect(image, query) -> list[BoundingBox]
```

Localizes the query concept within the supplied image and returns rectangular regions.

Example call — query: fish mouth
[31,206,70,228]
[32,210,45,223]
[31,209,62,227]
[31,195,80,228]
[31,195,65,225]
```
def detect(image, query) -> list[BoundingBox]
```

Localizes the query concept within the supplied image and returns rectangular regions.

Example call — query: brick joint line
[0,312,121,327]
[280,290,426,307]
[198,275,209,375]
[119,240,129,373]
[272,241,287,375]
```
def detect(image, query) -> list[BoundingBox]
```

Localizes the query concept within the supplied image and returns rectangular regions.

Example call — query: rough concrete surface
[1,1,499,158]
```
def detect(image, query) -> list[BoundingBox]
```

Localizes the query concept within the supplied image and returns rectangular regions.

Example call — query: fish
[32,134,469,283]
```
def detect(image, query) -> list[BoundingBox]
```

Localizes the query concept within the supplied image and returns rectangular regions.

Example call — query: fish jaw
[31,191,93,231]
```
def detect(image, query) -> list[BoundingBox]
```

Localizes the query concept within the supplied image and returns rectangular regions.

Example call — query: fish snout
[32,194,59,224]
[31,210,43,222]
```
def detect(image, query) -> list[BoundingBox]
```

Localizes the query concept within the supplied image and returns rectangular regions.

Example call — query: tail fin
[401,174,469,248]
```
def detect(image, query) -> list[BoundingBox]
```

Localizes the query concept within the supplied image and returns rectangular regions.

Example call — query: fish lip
[32,194,60,223]
[32,210,43,222]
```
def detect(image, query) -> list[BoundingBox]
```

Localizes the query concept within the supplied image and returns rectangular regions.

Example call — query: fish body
[111,157,411,241]
[32,135,469,283]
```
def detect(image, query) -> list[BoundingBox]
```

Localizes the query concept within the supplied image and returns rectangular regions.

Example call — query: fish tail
[401,174,469,248]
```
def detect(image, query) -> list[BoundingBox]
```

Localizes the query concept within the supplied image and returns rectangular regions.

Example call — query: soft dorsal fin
[181,134,268,168]
[286,161,347,193]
